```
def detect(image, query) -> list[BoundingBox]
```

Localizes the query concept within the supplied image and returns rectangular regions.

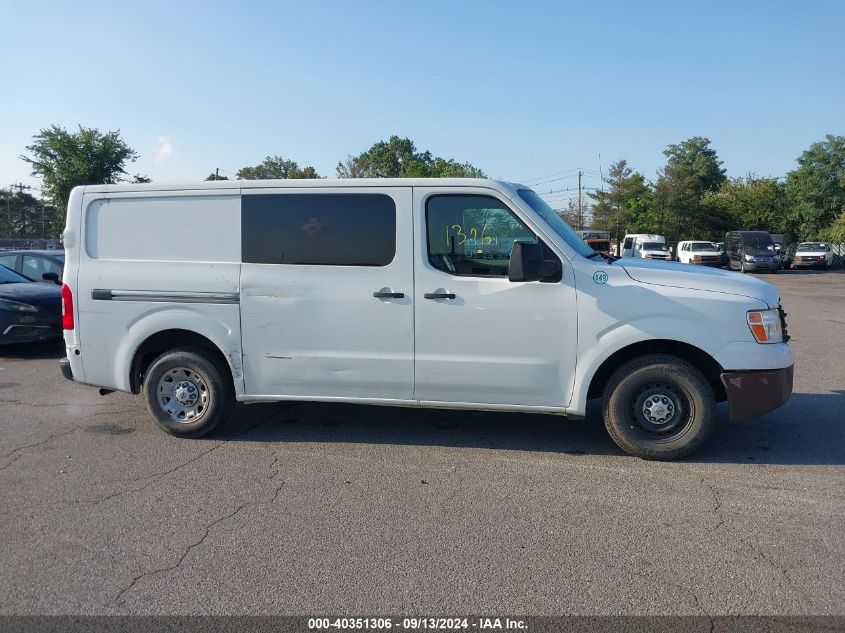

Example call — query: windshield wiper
[586,252,616,263]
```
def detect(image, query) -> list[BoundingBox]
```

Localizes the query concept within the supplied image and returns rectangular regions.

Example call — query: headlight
[744,254,755,262]
[747,309,783,344]
[0,298,40,312]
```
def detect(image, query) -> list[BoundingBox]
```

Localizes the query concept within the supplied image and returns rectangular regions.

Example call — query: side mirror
[42,272,60,284]
[508,241,560,282]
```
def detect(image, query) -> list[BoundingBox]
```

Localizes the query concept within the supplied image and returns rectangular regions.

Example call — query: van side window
[426,195,536,277]
[242,193,396,266]
[623,237,633,250]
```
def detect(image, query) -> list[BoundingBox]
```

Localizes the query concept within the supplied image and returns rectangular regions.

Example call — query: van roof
[78,178,526,195]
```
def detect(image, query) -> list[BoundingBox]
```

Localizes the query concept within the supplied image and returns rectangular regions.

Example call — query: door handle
[424,292,456,300]
[373,290,405,298]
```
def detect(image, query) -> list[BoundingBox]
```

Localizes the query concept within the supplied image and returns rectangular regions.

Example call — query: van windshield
[642,242,668,251]
[799,243,827,252]
[690,242,718,251]
[517,190,595,257]
[743,234,774,254]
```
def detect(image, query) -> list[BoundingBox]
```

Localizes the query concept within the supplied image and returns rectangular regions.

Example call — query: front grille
[778,301,790,342]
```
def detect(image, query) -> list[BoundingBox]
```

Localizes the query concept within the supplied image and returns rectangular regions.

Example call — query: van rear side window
[242,193,396,266]
[84,195,241,262]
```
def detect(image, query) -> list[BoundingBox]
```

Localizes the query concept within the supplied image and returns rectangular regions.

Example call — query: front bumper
[743,260,776,271]
[720,365,794,420]
[0,312,61,345]
[793,258,827,268]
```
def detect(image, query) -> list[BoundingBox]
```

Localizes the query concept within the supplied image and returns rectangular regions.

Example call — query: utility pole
[577,170,583,230]
[3,188,9,238]
[216,168,220,179]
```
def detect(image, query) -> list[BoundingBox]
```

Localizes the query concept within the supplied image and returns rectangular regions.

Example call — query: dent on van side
[59,179,794,460]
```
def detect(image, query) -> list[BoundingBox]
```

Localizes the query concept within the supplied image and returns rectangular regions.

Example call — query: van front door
[412,188,577,409]
[239,188,414,400]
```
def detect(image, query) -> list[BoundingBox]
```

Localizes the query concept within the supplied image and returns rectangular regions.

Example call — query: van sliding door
[239,187,414,400]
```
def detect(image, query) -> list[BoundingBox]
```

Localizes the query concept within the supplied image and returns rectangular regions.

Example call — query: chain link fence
[0,237,63,251]
[782,242,844,268]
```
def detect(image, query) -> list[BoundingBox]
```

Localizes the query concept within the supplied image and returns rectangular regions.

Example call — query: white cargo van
[622,234,671,260]
[676,240,723,267]
[59,179,794,460]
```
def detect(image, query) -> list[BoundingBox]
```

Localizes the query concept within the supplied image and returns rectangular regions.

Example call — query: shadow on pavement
[0,339,65,360]
[214,391,845,466]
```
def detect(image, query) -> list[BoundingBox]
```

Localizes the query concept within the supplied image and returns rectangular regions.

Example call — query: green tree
[824,211,845,243]
[785,134,845,240]
[588,159,653,243]
[654,136,727,240]
[337,136,485,178]
[20,125,139,215]
[0,189,60,238]
[703,175,790,239]
[205,172,229,181]
[236,155,320,180]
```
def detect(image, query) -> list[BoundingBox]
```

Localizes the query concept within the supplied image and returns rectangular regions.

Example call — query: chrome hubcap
[157,367,209,423]
[173,380,199,406]
[642,393,675,425]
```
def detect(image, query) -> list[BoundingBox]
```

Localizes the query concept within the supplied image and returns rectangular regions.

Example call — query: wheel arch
[585,339,726,405]
[129,329,236,395]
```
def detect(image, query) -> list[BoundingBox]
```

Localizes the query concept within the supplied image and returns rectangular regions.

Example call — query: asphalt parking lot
[0,270,843,617]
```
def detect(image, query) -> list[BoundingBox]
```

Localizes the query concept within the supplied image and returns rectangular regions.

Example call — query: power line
[521,166,603,185]
[528,172,605,188]
[520,168,581,184]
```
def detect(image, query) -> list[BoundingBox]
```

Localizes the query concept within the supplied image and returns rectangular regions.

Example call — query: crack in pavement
[701,476,725,531]
[747,540,814,608]
[0,453,22,472]
[2,426,79,459]
[0,399,120,409]
[98,412,285,499]
[662,576,714,631]
[113,448,286,608]
[5,409,286,511]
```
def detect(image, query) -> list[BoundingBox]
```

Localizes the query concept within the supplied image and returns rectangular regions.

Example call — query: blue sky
[1,0,842,208]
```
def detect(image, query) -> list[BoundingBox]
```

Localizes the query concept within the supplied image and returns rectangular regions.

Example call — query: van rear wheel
[143,348,234,438]
[602,354,715,460]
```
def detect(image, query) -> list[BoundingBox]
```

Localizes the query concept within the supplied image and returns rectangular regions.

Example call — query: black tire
[143,347,235,438]
[602,354,715,460]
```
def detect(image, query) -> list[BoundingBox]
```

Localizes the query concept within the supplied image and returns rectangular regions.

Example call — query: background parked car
[621,233,671,260]
[0,250,64,284]
[770,234,786,270]
[713,242,729,267]
[793,242,833,269]
[725,231,778,273]
[0,264,62,345]
[675,240,723,266]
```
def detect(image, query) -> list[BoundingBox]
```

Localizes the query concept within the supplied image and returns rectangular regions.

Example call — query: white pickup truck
[58,179,794,460]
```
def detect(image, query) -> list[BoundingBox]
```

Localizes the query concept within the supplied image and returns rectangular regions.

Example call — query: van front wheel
[602,354,715,460]
[143,348,235,438]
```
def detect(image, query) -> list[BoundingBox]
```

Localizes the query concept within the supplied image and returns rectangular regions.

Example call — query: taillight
[61,283,74,330]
